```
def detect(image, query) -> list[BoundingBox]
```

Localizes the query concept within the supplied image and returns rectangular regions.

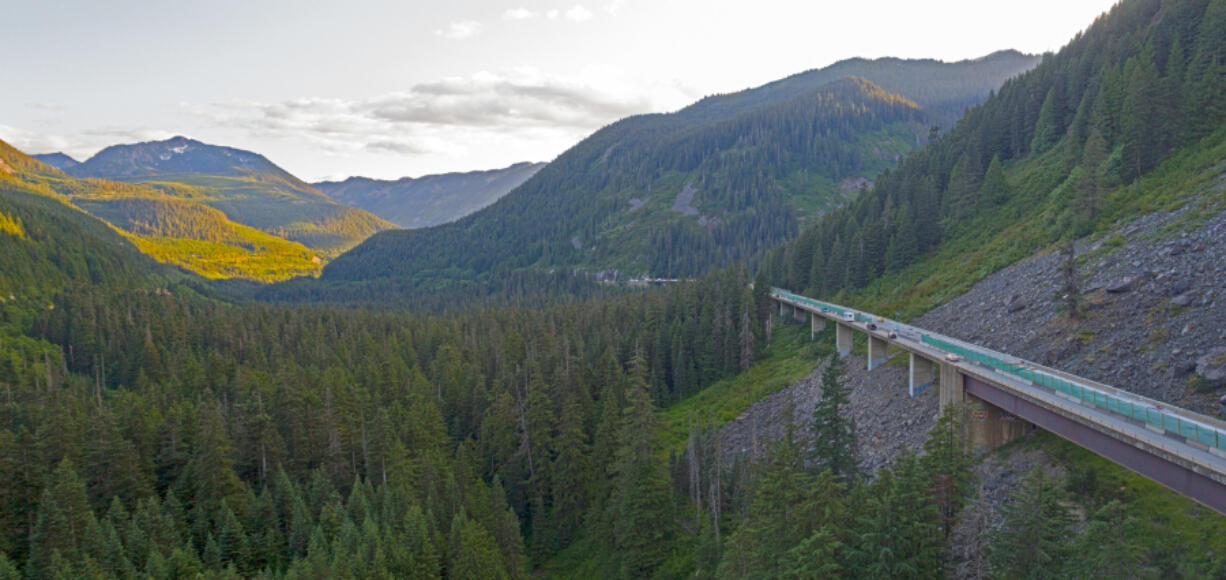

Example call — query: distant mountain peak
[69,135,280,180]
[314,161,546,229]
[31,152,80,170]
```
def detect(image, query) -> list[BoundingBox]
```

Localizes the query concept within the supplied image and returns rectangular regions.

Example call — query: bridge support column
[835,323,853,357]
[867,335,888,370]
[909,353,935,396]
[964,394,1032,454]
[811,316,825,340]
[939,362,964,410]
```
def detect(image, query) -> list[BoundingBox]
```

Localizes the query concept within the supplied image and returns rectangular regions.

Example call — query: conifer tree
[1029,88,1061,154]
[545,393,590,552]
[718,421,845,579]
[604,347,672,578]
[448,511,508,580]
[1060,241,1082,322]
[1066,500,1157,579]
[29,459,103,576]
[847,451,943,579]
[979,154,1010,207]
[920,403,975,537]
[988,467,1074,578]
[809,356,858,483]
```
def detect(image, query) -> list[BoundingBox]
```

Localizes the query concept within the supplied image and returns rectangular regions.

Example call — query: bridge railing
[770,287,1226,453]
[920,334,1226,452]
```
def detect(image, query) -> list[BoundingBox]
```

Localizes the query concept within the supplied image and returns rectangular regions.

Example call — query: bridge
[770,288,1226,515]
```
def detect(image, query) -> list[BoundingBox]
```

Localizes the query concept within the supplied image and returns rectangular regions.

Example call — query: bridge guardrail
[771,288,1226,452]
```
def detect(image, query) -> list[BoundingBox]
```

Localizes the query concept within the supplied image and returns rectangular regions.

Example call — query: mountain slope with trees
[316,162,546,229]
[309,52,1037,294]
[68,136,397,256]
[0,139,325,281]
[762,0,1226,319]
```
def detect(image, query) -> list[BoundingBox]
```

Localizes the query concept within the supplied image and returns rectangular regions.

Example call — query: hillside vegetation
[0,139,323,281]
[69,136,397,257]
[763,0,1226,319]
[310,52,1036,296]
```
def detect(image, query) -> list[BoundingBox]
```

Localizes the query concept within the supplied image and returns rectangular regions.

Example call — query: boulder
[1167,279,1193,296]
[1195,347,1226,388]
[1171,293,1196,308]
[1106,276,1137,293]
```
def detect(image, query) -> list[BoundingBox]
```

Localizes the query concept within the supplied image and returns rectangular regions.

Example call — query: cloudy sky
[1,0,1119,181]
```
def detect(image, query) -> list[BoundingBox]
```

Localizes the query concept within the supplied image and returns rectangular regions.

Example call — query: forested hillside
[69,137,397,257]
[763,0,1226,317]
[678,49,1039,130]
[316,162,546,229]
[310,52,1036,295]
[0,139,323,281]
[3,0,1225,577]
[1,224,770,577]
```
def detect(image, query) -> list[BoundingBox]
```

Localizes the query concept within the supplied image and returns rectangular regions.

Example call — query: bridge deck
[771,288,1226,514]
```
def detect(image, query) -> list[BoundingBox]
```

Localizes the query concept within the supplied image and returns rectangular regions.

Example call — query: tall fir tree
[988,467,1074,579]
[920,403,976,537]
[604,347,673,578]
[809,356,859,483]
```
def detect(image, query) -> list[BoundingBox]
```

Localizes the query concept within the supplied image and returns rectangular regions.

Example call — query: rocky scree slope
[722,201,1226,576]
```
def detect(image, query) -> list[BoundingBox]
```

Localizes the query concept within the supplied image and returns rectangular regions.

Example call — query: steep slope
[680,49,1040,130]
[764,0,1226,319]
[69,136,397,255]
[314,52,1036,294]
[0,139,322,281]
[32,152,79,170]
[0,142,153,304]
[316,161,546,229]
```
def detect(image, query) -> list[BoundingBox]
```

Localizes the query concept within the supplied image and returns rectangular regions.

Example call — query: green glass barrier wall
[920,335,1224,451]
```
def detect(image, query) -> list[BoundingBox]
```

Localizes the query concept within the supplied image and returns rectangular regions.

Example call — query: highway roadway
[771,287,1226,514]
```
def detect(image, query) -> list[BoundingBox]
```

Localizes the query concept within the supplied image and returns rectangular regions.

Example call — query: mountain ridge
[67,136,396,256]
[307,55,1037,295]
[0,138,324,281]
[31,152,79,170]
[314,161,545,229]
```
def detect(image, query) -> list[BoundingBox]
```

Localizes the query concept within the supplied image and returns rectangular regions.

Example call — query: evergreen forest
[1,0,1225,577]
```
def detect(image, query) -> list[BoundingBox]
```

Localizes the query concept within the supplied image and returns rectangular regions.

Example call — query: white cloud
[26,101,67,111]
[0,124,78,156]
[82,126,179,143]
[435,20,481,39]
[0,124,178,160]
[546,9,560,19]
[603,0,624,14]
[184,69,695,161]
[565,5,594,21]
[502,8,535,20]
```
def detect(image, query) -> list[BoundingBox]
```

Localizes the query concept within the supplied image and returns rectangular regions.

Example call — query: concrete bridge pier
[836,323,853,357]
[909,353,935,396]
[964,394,1033,454]
[811,316,825,340]
[939,362,964,409]
[939,363,1031,452]
[867,335,889,370]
